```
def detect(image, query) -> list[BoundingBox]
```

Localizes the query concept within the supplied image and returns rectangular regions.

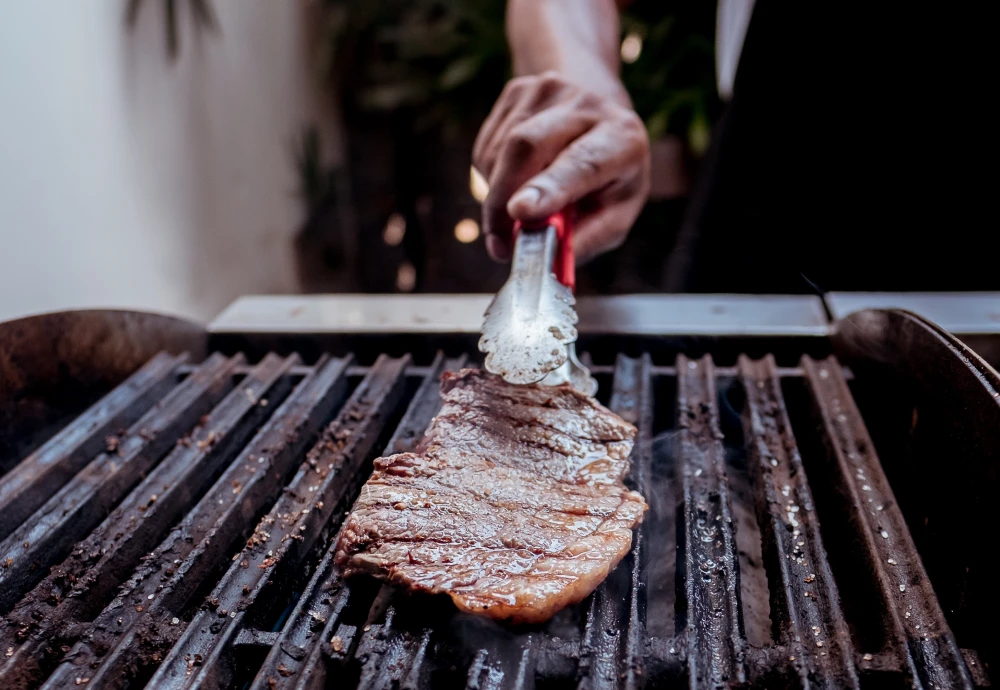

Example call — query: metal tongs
[478,210,598,397]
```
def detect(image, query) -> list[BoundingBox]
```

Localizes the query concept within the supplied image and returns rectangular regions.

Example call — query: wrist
[507,0,631,106]
[510,57,632,109]
[552,62,633,108]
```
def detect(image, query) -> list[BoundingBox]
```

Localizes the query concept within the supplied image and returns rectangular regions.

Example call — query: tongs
[479,210,598,397]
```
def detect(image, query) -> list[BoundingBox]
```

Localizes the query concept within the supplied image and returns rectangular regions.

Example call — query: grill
[1,297,998,689]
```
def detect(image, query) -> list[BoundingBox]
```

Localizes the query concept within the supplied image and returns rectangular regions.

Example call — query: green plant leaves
[319,0,508,129]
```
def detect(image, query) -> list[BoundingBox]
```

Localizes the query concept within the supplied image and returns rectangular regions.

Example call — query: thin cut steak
[334,369,648,624]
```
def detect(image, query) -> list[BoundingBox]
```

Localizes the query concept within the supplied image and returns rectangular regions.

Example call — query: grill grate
[0,351,991,689]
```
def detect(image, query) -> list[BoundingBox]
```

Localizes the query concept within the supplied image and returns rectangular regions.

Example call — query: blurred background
[0,1,717,322]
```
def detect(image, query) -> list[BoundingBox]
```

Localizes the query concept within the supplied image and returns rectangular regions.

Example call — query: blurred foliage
[293,126,339,211]
[124,0,217,59]
[316,0,719,149]
[619,3,720,154]
[318,0,509,136]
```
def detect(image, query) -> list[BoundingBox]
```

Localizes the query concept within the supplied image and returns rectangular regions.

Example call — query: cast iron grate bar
[618,356,654,690]
[0,351,186,542]
[801,356,978,689]
[737,354,858,688]
[340,356,465,690]
[35,355,353,690]
[0,352,242,614]
[675,355,745,687]
[149,355,411,689]
[572,355,652,690]
[603,354,654,690]
[0,353,297,682]
[0,351,990,690]
[245,354,460,690]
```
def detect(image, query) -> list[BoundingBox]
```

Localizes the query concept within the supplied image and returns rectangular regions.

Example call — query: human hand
[472,71,651,263]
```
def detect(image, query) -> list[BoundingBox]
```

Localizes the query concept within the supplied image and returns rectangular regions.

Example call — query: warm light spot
[396,262,416,292]
[454,218,480,243]
[382,213,406,246]
[470,166,489,203]
[620,33,643,64]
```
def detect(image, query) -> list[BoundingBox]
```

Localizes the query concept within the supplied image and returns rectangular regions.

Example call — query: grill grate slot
[675,355,745,687]
[612,355,653,690]
[738,355,859,688]
[578,355,653,690]
[0,351,989,689]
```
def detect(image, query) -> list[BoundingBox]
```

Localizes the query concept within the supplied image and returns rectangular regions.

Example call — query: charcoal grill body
[0,296,997,690]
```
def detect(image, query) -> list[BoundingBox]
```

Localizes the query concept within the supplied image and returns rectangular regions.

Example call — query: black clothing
[669,2,997,293]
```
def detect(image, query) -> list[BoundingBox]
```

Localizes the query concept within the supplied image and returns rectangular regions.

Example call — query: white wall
[0,0,339,323]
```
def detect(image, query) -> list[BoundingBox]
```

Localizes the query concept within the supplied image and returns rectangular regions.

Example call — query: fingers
[481,103,598,260]
[572,186,647,263]
[506,115,647,223]
[473,73,651,264]
[473,81,528,181]
[472,72,570,181]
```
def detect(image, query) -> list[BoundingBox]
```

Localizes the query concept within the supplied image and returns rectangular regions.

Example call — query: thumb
[506,185,548,221]
[507,123,624,222]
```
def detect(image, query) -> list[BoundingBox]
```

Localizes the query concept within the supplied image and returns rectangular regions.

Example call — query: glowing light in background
[620,32,643,64]
[382,213,406,246]
[454,218,480,243]
[396,261,416,292]
[469,166,489,203]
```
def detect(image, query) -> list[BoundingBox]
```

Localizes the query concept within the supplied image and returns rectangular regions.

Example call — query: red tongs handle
[513,209,575,292]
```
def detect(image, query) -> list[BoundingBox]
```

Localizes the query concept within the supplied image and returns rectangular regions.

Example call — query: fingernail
[507,186,541,215]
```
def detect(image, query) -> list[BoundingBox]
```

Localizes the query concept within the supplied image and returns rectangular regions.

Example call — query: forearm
[506,0,630,106]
